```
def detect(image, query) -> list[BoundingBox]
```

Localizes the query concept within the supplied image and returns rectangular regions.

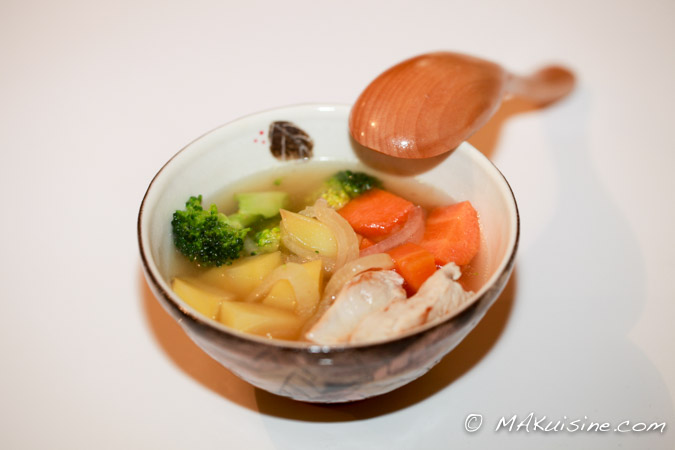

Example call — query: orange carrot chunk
[387,242,437,294]
[419,201,481,266]
[338,188,414,238]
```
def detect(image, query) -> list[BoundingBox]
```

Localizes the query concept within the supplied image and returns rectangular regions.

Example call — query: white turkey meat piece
[305,269,406,345]
[349,262,474,344]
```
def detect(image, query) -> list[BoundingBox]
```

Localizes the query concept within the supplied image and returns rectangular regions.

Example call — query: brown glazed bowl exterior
[138,104,519,403]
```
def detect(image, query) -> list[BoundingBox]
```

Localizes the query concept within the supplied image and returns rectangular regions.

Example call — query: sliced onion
[318,253,395,314]
[245,263,319,318]
[313,200,359,268]
[299,204,316,218]
[360,206,425,256]
[300,199,359,273]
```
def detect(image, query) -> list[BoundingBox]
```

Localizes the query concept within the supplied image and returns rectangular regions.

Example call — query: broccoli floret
[243,215,282,255]
[334,170,382,197]
[171,195,249,266]
[315,170,382,208]
[253,227,281,253]
[319,177,352,209]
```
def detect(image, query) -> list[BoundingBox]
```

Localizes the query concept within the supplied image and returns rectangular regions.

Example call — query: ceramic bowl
[138,104,519,403]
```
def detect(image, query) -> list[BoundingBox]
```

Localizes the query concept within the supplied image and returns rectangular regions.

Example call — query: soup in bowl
[138,104,518,403]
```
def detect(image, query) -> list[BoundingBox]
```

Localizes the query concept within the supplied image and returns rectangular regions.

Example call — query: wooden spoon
[349,52,575,159]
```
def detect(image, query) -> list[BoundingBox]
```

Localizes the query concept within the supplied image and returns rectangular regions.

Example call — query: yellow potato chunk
[280,210,337,257]
[218,301,304,340]
[301,258,324,281]
[198,251,283,297]
[261,279,296,311]
[262,259,324,312]
[172,277,234,320]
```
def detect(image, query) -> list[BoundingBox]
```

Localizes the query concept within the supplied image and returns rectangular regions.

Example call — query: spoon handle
[505,66,575,106]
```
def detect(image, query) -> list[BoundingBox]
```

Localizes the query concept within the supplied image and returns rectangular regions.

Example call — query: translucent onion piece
[245,263,319,318]
[360,206,425,256]
[299,204,316,218]
[302,199,359,272]
[319,253,395,313]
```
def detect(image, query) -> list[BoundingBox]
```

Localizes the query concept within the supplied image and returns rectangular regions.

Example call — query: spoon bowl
[349,52,574,159]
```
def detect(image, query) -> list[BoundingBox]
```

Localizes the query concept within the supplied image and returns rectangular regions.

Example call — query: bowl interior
[139,104,518,345]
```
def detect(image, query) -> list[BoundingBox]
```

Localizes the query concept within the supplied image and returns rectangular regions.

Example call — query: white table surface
[2,0,674,448]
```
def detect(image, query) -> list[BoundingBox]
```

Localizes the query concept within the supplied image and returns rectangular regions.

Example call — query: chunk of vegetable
[312,170,382,209]
[247,261,322,318]
[244,226,281,255]
[235,192,289,218]
[279,209,337,257]
[227,212,263,228]
[418,201,481,266]
[386,243,437,294]
[218,301,303,340]
[262,260,324,312]
[199,251,283,296]
[302,199,360,272]
[171,277,235,319]
[360,206,425,256]
[261,280,296,311]
[171,195,249,267]
[337,188,414,238]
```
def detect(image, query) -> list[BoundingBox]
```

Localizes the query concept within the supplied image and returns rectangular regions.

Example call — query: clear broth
[171,160,488,293]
